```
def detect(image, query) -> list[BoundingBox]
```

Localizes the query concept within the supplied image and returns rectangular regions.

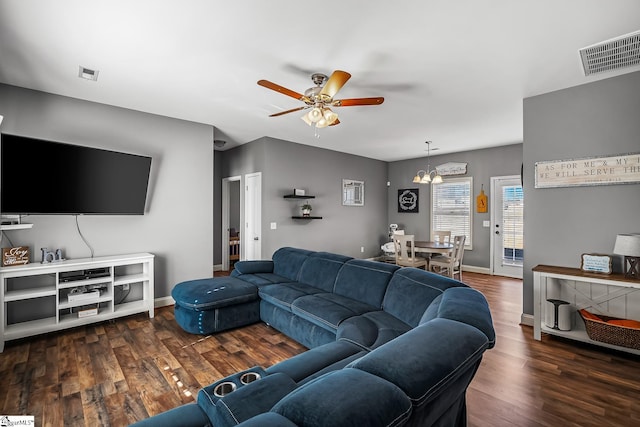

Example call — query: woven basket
[578,309,640,350]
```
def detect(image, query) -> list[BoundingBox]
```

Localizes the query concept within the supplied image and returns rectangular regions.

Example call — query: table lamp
[613,233,640,279]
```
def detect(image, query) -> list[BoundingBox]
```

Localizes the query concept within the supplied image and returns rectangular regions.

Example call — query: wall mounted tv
[1,133,152,215]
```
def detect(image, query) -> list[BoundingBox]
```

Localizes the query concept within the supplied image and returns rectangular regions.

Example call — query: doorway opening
[490,175,524,278]
[221,175,241,271]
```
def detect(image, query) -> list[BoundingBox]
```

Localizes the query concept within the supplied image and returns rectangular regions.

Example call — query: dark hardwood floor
[1,271,639,426]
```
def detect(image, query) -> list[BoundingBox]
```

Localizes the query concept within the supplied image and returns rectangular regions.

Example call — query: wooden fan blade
[319,70,351,98]
[258,80,309,102]
[332,97,385,107]
[269,106,307,117]
[329,118,340,126]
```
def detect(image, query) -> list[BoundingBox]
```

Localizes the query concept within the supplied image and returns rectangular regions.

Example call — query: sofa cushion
[333,259,399,308]
[349,318,489,408]
[272,247,315,281]
[271,368,412,427]
[382,268,467,327]
[258,282,323,313]
[232,272,295,287]
[236,413,297,427]
[291,293,377,332]
[172,277,258,311]
[336,310,411,351]
[260,301,337,349]
[297,252,351,292]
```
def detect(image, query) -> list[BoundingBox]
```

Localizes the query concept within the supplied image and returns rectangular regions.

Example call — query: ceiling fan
[257,70,384,128]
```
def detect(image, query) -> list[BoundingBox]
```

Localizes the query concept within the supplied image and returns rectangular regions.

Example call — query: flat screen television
[1,133,152,215]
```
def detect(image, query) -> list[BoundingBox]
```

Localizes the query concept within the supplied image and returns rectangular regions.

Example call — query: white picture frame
[342,179,364,206]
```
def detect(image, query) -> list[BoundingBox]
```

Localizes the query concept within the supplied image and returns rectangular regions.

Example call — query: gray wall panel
[221,137,388,259]
[387,144,523,269]
[522,71,640,315]
[0,84,214,299]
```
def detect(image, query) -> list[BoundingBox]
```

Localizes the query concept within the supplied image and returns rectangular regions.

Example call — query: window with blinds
[502,185,524,263]
[430,177,472,249]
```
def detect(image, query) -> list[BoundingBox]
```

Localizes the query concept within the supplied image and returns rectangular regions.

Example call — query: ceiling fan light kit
[258,70,384,130]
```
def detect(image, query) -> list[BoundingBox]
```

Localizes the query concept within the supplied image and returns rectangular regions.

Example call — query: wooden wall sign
[580,253,612,274]
[476,187,488,213]
[436,162,468,176]
[2,246,30,267]
[535,152,640,188]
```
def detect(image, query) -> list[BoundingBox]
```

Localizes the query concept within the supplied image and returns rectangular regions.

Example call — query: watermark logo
[0,416,35,426]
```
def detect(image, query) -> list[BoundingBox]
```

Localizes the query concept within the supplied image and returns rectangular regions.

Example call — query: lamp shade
[613,234,640,257]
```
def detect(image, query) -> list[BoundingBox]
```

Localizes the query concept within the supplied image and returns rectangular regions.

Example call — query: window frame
[430,176,473,250]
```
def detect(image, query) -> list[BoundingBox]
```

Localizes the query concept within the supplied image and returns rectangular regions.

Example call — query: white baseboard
[461,265,491,275]
[213,264,223,272]
[520,313,534,327]
[155,296,175,308]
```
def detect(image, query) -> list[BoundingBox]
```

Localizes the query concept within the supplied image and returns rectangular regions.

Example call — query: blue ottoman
[172,277,260,335]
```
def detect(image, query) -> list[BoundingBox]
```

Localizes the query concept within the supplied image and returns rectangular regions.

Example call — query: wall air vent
[579,30,640,76]
[78,66,99,81]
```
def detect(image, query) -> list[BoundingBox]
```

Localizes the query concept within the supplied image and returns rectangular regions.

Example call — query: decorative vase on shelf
[301,203,312,217]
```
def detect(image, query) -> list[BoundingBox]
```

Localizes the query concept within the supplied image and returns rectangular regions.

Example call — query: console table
[533,264,640,355]
[0,253,154,352]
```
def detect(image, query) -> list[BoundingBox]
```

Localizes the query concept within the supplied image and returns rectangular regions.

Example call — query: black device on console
[59,267,111,282]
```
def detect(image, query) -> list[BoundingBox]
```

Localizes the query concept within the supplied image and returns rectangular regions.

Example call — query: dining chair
[393,234,428,269]
[429,235,466,280]
[432,230,451,244]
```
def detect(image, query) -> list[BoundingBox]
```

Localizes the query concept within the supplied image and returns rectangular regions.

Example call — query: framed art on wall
[398,188,419,213]
[342,179,364,206]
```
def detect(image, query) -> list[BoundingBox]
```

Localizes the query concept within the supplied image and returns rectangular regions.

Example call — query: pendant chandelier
[413,141,443,184]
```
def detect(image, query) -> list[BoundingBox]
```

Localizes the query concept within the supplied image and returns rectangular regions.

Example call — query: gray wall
[220,137,389,259]
[0,84,214,299]
[522,71,640,315]
[387,144,523,269]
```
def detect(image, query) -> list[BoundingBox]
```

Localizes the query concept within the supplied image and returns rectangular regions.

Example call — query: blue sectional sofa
[132,247,495,427]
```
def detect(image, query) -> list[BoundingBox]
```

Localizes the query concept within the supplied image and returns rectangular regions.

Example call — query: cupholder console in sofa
[132,247,495,427]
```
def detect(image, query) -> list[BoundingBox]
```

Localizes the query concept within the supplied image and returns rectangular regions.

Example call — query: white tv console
[0,252,154,352]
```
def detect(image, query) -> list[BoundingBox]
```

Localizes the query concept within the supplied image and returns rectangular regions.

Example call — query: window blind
[431,177,472,248]
[502,185,524,260]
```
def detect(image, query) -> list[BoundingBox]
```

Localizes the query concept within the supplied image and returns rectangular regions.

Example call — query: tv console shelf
[533,264,640,355]
[0,252,154,352]
[0,223,34,231]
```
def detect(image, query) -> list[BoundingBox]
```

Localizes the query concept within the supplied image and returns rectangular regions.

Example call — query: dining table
[412,241,454,255]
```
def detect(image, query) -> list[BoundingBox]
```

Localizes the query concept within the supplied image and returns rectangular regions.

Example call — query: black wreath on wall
[398,188,419,213]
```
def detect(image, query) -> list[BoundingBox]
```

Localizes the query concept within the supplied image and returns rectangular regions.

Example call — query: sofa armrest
[128,403,211,427]
[198,372,297,427]
[424,287,496,347]
[349,318,489,408]
[232,260,274,275]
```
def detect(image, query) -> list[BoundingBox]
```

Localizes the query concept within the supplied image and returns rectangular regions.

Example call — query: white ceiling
[1,0,639,161]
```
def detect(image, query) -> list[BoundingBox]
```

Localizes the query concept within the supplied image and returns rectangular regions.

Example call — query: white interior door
[244,172,262,260]
[491,176,524,278]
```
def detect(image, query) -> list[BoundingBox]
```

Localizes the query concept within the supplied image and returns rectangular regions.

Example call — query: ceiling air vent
[78,66,99,81]
[579,30,640,76]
